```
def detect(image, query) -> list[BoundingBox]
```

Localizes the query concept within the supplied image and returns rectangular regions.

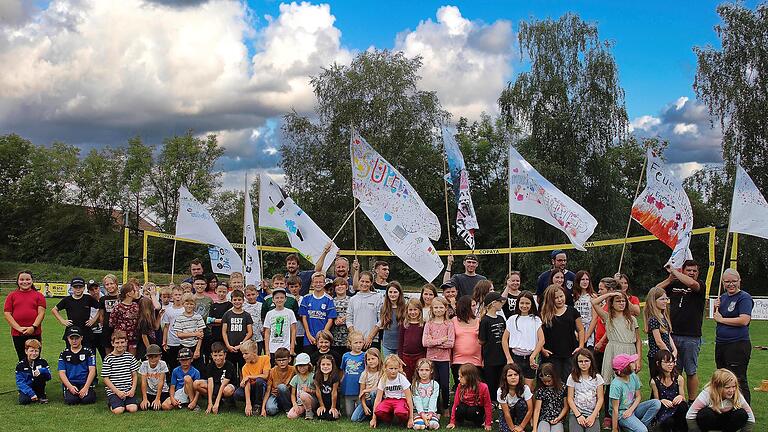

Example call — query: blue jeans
[234,377,267,408]
[382,346,397,358]
[618,399,661,432]
[350,391,376,422]
[265,384,292,415]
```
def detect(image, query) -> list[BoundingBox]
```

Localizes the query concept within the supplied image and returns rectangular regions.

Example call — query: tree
[281,50,449,276]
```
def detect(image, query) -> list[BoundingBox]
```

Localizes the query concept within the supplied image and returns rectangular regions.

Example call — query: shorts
[107,394,139,410]
[672,335,702,375]
[147,392,170,402]
[174,387,190,404]
[512,353,536,380]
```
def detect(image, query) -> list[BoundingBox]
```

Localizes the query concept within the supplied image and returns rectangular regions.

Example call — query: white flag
[175,186,242,275]
[258,173,337,271]
[730,164,768,240]
[243,187,262,286]
[443,127,479,249]
[631,149,693,268]
[351,131,444,282]
[508,145,597,251]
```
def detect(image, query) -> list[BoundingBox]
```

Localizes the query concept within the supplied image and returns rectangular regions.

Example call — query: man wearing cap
[536,251,576,306]
[52,277,99,348]
[442,254,487,298]
[58,326,97,405]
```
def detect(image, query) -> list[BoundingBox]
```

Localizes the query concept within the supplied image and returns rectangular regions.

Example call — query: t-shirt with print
[377,373,410,399]
[290,373,315,405]
[98,294,119,334]
[665,279,705,337]
[194,296,212,322]
[716,290,753,343]
[221,310,253,347]
[340,351,365,396]
[609,373,641,415]
[139,360,169,395]
[331,295,350,347]
[479,314,506,366]
[534,385,566,423]
[264,308,297,353]
[299,293,337,344]
[318,374,340,408]
[58,347,96,386]
[501,291,522,319]
[205,360,236,386]
[566,373,604,415]
[497,385,533,407]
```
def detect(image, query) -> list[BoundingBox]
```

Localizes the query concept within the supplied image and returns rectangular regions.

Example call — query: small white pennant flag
[730,163,768,240]
[243,186,262,286]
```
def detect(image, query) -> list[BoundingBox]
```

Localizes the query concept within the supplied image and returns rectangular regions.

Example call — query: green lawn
[1,294,764,431]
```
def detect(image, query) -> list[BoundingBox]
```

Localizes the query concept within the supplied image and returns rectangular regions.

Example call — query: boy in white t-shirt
[263,288,297,363]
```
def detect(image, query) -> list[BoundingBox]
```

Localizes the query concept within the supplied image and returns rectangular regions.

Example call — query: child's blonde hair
[230,272,244,281]
[180,281,192,292]
[181,293,195,304]
[404,297,424,327]
[707,369,744,411]
[347,330,364,348]
[383,354,404,372]
[644,286,672,334]
[160,286,172,296]
[411,358,433,392]
[244,284,258,293]
[240,340,258,355]
[428,297,449,321]
[316,330,333,344]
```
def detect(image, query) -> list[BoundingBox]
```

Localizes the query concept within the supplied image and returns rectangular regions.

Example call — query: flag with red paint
[631,149,693,268]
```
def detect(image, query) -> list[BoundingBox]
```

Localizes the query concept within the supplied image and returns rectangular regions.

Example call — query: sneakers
[39,398,49,404]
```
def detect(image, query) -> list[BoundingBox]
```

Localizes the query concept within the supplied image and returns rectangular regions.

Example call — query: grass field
[1,293,764,431]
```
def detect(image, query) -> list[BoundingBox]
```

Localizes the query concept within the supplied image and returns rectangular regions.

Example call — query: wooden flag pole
[242,173,248,275]
[717,155,740,296]
[617,149,649,274]
[331,201,362,243]
[352,196,358,258]
[507,139,513,274]
[256,176,264,283]
[170,239,177,284]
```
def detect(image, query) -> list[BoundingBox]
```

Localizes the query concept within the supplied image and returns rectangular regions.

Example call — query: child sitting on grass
[16,338,50,405]
[58,326,97,405]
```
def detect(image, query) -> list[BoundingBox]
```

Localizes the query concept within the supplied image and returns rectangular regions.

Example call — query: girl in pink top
[451,296,481,389]
[422,297,454,415]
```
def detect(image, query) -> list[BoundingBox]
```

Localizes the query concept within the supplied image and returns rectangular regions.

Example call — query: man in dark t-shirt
[442,254,486,298]
[536,250,576,306]
[655,259,705,404]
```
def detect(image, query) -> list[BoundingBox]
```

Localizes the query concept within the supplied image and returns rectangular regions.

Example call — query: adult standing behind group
[536,250,575,306]
[182,258,205,284]
[655,259,705,405]
[714,268,753,404]
[442,254,486,298]
[4,270,46,360]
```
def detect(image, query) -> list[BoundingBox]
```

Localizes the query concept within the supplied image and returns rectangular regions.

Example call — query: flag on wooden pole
[443,127,479,249]
[729,163,768,240]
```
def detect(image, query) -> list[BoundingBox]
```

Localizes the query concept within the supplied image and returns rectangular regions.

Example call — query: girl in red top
[4,270,46,360]
[110,281,140,355]
[398,298,426,380]
[447,364,493,430]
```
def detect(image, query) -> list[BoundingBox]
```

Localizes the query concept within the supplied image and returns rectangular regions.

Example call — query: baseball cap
[146,344,162,356]
[70,277,86,287]
[65,326,83,339]
[177,347,193,360]
[87,279,100,288]
[550,250,565,259]
[483,292,502,306]
[439,280,456,291]
[612,353,639,371]
[271,287,287,296]
[323,277,334,291]
[294,353,311,366]
[464,254,479,262]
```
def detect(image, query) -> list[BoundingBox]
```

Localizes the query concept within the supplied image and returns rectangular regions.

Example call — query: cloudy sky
[0,0,741,188]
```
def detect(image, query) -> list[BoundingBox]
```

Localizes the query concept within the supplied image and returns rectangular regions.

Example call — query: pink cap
[612,353,639,371]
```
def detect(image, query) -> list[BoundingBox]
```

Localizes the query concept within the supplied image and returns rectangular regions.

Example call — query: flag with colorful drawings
[350,130,444,282]
[631,149,693,268]
[443,127,479,249]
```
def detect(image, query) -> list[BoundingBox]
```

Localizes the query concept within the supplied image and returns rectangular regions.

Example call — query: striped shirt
[172,313,205,348]
[102,351,140,396]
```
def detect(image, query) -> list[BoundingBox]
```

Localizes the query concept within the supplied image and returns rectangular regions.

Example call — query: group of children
[15,268,756,432]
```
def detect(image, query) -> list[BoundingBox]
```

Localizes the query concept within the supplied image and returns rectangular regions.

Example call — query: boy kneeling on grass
[58,326,97,405]
[168,347,202,410]
[194,341,237,414]
[139,344,171,410]
[234,340,271,416]
[16,338,51,405]
[102,330,140,414]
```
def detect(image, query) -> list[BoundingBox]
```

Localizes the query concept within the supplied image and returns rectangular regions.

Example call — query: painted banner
[34,282,70,297]
[631,149,693,268]
[175,186,243,275]
[243,186,262,286]
[258,173,337,271]
[443,127,479,249]
[508,145,598,251]
[351,130,444,282]
[729,164,768,240]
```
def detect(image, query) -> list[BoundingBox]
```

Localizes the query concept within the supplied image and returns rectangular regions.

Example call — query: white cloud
[394,5,515,120]
[674,96,688,110]
[669,162,705,180]
[673,123,699,135]
[630,115,661,132]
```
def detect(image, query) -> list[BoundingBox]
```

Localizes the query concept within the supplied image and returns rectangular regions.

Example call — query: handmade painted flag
[443,127,479,249]
[243,185,262,286]
[729,163,768,240]
[258,173,337,271]
[631,149,693,268]
[351,130,444,281]
[508,145,597,251]
[175,186,242,275]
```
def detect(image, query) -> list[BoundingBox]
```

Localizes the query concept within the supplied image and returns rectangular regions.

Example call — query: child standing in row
[173,293,205,368]
[399,298,426,380]
[263,287,297,361]
[412,359,440,430]
[422,297,454,416]
[110,282,140,356]
[479,292,506,402]
[300,273,337,356]
[341,331,366,417]
[540,285,584,383]
[348,272,382,350]
[567,348,603,432]
[351,347,382,422]
[375,282,406,357]
[243,285,265,354]
[332,277,351,358]
[447,363,492,431]
[222,290,253,372]
[644,287,676,378]
[420,284,438,322]
[498,363,533,432]
[502,291,543,390]
[371,354,414,428]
